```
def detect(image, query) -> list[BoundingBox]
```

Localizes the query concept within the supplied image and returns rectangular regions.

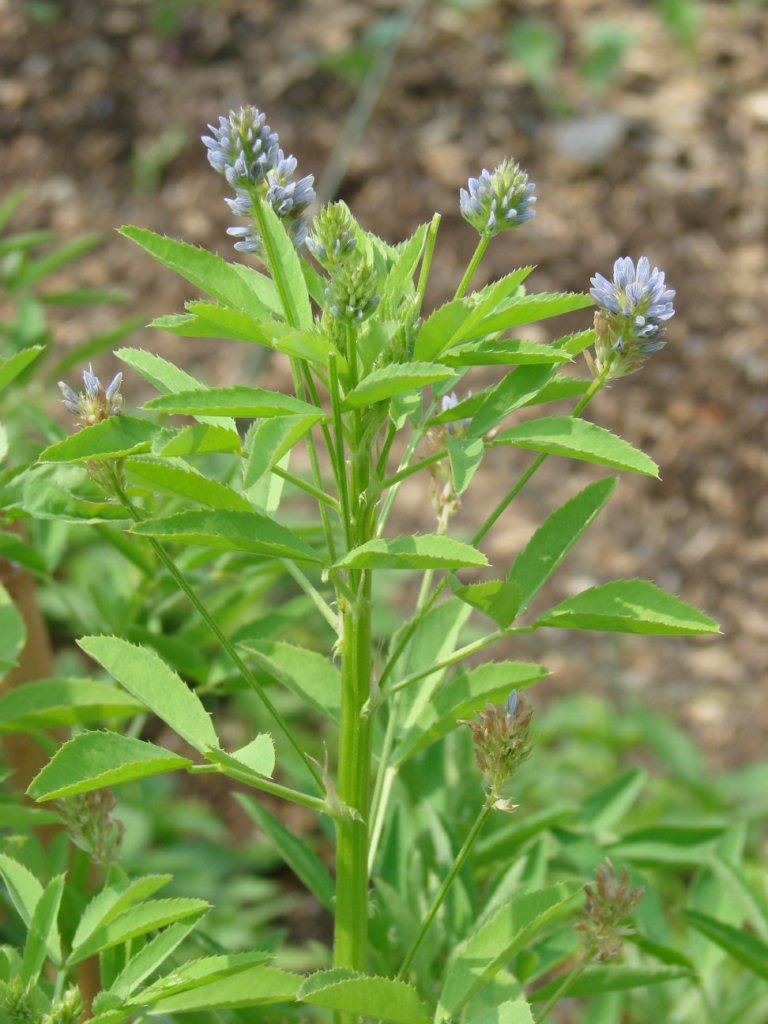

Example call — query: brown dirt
[2,0,767,766]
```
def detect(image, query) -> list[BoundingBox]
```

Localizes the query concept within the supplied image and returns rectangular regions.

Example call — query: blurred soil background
[1,0,766,766]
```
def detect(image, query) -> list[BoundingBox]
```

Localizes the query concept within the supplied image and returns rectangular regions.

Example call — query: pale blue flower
[460,159,536,236]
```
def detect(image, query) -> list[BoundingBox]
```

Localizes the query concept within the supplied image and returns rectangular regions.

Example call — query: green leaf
[130,509,321,563]
[145,965,301,1012]
[336,535,487,571]
[445,436,485,494]
[472,291,593,336]
[138,951,271,1003]
[255,198,313,329]
[27,732,192,802]
[125,458,252,512]
[0,852,44,927]
[21,873,64,982]
[0,678,143,731]
[237,794,335,909]
[39,416,157,463]
[466,1000,535,1024]
[469,366,555,437]
[17,233,101,288]
[439,884,580,1017]
[0,346,45,391]
[509,478,617,611]
[0,422,7,463]
[343,362,454,409]
[534,580,720,635]
[448,577,521,629]
[243,414,323,486]
[72,875,173,953]
[145,386,318,419]
[118,226,279,318]
[0,582,25,671]
[578,767,647,832]
[78,636,218,752]
[395,661,548,765]
[683,910,768,981]
[153,423,242,457]
[106,919,202,998]
[183,301,278,344]
[443,339,572,367]
[237,640,341,722]
[493,417,659,476]
[530,964,691,1000]
[69,897,209,966]
[114,348,236,431]
[297,970,430,1024]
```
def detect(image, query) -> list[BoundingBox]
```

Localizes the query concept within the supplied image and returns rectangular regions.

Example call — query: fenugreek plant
[0,107,727,1023]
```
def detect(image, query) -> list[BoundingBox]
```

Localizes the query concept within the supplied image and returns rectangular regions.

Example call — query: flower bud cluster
[309,202,380,323]
[574,859,644,963]
[43,989,83,1024]
[461,691,533,801]
[203,106,315,256]
[56,789,124,866]
[589,256,675,378]
[58,365,122,426]
[460,159,536,237]
[0,978,37,1024]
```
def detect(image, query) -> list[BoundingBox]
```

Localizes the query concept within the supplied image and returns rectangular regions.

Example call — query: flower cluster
[461,691,533,804]
[308,201,380,323]
[58,365,122,426]
[574,859,644,962]
[460,159,536,236]
[202,106,315,256]
[56,789,124,866]
[589,256,676,378]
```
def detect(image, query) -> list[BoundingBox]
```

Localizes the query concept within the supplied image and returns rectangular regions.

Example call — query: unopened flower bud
[589,256,675,379]
[56,789,124,866]
[58,365,123,426]
[574,859,644,963]
[460,159,536,237]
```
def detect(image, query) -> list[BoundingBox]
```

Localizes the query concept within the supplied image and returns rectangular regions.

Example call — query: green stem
[189,763,327,815]
[397,799,494,979]
[415,213,441,311]
[281,560,338,632]
[379,448,446,490]
[272,465,339,510]
[112,479,324,792]
[454,233,491,300]
[535,956,589,1023]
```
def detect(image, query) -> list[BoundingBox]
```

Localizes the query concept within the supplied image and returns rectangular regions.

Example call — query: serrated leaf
[530,964,691,1000]
[125,458,251,511]
[184,301,278,345]
[0,852,44,926]
[343,362,454,409]
[21,874,64,982]
[153,423,242,457]
[78,636,218,752]
[237,640,341,722]
[534,580,720,635]
[448,577,520,628]
[114,348,236,431]
[72,875,173,952]
[39,416,157,463]
[229,734,276,776]
[243,413,324,486]
[131,509,320,563]
[69,897,209,965]
[438,884,580,1018]
[27,732,192,802]
[395,661,548,765]
[255,199,313,329]
[493,417,659,476]
[0,345,45,391]
[445,436,485,494]
[145,386,318,419]
[106,918,202,998]
[509,478,617,612]
[443,339,572,367]
[0,678,143,731]
[466,1000,535,1024]
[297,970,430,1024]
[237,794,334,909]
[118,226,279,319]
[145,965,301,1012]
[336,535,487,571]
[138,951,271,1002]
[0,582,25,671]
[682,910,768,981]
[472,291,593,336]
[469,365,555,437]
